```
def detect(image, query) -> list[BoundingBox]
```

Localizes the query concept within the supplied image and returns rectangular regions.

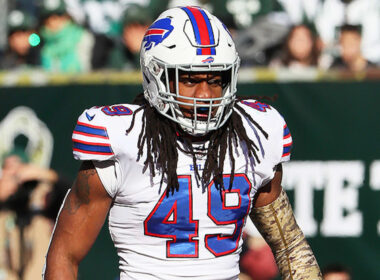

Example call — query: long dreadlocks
[126,93,269,195]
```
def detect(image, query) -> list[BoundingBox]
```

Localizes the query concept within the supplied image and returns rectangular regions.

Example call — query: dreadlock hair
[126,93,270,195]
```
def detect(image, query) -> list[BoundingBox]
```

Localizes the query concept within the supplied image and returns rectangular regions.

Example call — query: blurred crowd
[0,0,380,73]
[0,136,70,279]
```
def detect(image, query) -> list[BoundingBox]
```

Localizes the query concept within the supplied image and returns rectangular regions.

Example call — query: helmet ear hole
[152,63,161,75]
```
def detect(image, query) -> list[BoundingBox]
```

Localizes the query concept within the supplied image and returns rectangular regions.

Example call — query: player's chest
[142,170,254,258]
[115,153,260,258]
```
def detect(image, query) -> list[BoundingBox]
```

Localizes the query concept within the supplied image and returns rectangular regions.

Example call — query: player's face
[170,72,224,120]
[340,31,361,62]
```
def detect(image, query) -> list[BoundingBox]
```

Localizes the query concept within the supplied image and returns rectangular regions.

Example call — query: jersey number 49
[144,174,252,258]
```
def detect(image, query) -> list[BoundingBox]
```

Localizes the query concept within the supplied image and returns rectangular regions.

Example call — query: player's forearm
[251,189,322,280]
[44,247,79,280]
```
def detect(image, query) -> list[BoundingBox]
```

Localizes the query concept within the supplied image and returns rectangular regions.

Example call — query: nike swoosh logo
[86,112,95,121]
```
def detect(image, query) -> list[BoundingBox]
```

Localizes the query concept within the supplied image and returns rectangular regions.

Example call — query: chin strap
[250,190,322,280]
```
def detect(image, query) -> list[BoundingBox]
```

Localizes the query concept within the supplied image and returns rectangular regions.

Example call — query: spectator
[80,0,167,70]
[270,24,320,68]
[330,24,376,72]
[322,263,352,280]
[0,147,70,280]
[104,4,153,70]
[39,0,94,73]
[315,0,380,64]
[0,9,41,70]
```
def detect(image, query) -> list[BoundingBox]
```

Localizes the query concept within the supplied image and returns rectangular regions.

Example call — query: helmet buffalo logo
[142,18,174,51]
[202,56,214,63]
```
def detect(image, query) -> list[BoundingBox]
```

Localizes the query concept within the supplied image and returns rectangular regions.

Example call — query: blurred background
[0,0,379,279]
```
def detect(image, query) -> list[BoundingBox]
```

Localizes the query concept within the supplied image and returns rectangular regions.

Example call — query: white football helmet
[140,6,240,135]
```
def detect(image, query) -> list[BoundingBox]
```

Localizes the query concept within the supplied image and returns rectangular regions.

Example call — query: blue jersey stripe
[74,124,108,138]
[283,145,291,155]
[283,126,290,137]
[73,141,113,154]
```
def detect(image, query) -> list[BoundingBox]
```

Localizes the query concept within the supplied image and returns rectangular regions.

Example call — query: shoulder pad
[238,99,293,163]
[71,104,139,161]
[240,99,272,113]
[72,107,114,161]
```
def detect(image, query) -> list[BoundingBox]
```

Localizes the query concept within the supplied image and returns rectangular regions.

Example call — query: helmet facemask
[142,56,240,136]
[140,6,240,136]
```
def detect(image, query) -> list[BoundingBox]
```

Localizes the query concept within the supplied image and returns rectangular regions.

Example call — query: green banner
[0,81,379,279]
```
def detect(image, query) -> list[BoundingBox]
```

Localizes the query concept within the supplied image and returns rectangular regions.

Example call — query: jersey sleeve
[266,108,293,167]
[72,107,115,161]
[238,99,293,188]
[279,116,293,164]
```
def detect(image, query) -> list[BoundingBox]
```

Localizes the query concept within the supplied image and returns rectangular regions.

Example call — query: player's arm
[250,164,322,280]
[44,161,113,280]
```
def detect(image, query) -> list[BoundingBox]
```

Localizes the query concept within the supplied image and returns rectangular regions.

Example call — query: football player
[44,6,322,280]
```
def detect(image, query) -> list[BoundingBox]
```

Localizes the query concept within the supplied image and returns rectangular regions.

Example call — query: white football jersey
[71,100,292,280]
